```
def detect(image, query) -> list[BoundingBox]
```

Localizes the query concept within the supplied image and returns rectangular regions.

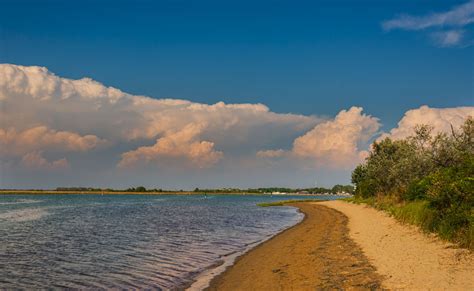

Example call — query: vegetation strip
[351,117,473,249]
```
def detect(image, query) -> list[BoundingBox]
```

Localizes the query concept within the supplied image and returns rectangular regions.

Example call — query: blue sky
[0,0,473,188]
[1,0,472,128]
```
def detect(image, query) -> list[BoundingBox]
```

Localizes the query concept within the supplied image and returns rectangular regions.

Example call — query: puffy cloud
[0,126,105,157]
[0,64,125,102]
[0,64,317,142]
[0,64,319,170]
[380,105,474,141]
[257,107,380,169]
[20,151,70,170]
[292,107,380,168]
[118,123,223,169]
[2,63,471,188]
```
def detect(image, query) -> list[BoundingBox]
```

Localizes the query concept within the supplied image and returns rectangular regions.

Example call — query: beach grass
[344,196,473,250]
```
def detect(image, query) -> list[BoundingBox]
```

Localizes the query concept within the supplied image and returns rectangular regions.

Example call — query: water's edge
[186,206,305,290]
[1,195,338,289]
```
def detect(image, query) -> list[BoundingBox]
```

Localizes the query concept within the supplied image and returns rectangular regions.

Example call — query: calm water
[0,194,337,289]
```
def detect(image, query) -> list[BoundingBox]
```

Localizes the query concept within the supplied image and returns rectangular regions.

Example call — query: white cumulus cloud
[380,105,474,141]
[0,64,319,170]
[258,107,381,169]
[2,63,471,188]
[0,126,105,157]
[118,123,223,169]
[292,107,380,168]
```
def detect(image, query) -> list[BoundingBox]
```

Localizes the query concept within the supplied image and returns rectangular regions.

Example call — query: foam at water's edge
[186,208,304,291]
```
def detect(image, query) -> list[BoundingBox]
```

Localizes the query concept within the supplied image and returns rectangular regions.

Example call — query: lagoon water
[0,194,336,289]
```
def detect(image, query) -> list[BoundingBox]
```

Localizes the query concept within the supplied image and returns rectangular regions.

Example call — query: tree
[351,117,473,248]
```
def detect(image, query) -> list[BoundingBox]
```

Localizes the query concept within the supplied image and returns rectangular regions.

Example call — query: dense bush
[351,117,473,249]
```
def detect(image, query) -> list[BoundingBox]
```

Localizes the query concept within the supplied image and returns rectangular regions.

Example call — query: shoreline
[0,190,347,197]
[206,202,382,290]
[186,206,305,290]
[205,200,473,290]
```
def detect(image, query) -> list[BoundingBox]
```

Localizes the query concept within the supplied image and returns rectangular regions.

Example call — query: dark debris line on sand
[207,203,383,290]
[315,207,382,289]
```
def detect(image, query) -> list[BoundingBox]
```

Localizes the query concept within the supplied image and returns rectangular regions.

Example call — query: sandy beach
[207,202,382,290]
[320,200,474,290]
[208,201,473,290]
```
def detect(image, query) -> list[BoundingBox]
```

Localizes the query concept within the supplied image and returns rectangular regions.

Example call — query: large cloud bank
[0,64,318,171]
[0,64,472,187]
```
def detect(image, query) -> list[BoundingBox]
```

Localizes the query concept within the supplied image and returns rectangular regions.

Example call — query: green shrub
[351,117,473,249]
[404,177,431,201]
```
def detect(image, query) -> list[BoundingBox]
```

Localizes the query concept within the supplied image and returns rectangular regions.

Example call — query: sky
[0,0,473,189]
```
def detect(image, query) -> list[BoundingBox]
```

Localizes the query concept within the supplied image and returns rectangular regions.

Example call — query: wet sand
[207,203,382,290]
[208,201,473,290]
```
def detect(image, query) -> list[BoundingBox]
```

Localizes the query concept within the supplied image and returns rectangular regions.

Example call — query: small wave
[0,208,49,222]
[0,199,42,205]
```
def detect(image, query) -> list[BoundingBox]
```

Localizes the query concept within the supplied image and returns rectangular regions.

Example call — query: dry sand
[208,201,473,290]
[320,200,474,290]
[207,203,383,290]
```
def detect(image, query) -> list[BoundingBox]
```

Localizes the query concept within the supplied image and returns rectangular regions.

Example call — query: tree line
[194,185,353,194]
[55,185,354,194]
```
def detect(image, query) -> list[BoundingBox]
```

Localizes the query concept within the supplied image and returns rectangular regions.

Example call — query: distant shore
[0,190,347,196]
[0,190,219,195]
[206,201,473,290]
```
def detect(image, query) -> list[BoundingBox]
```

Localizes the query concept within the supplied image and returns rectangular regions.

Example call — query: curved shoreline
[205,202,382,290]
[186,206,305,290]
[202,200,474,290]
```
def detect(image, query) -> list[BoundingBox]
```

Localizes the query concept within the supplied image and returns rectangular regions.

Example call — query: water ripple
[0,208,49,222]
[0,194,335,289]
